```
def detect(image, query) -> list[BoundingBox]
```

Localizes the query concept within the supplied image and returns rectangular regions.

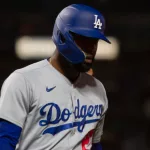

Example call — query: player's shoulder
[15,59,49,74]
[13,59,52,79]
[82,72,105,89]
[81,73,107,99]
[2,59,50,86]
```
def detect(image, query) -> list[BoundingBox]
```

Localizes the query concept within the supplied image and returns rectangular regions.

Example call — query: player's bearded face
[72,34,98,72]
[73,58,94,72]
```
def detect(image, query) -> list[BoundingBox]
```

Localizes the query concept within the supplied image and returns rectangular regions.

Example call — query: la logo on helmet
[94,15,102,29]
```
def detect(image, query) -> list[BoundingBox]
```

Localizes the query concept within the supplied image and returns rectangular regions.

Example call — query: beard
[73,62,93,72]
[60,53,94,73]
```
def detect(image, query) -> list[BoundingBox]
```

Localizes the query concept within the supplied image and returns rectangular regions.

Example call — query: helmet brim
[69,28,111,44]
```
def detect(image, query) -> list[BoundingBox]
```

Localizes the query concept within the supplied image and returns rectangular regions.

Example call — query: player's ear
[59,33,66,44]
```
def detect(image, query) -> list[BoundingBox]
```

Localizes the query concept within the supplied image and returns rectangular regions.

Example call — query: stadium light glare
[15,36,119,60]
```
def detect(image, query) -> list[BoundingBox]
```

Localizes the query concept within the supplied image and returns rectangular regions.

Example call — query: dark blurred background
[0,0,150,150]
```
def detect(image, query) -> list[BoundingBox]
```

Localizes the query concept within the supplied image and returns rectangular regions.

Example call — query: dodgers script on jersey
[0,59,108,150]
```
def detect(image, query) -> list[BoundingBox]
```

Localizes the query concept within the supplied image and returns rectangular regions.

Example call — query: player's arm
[0,119,22,150]
[91,116,105,150]
[91,82,108,150]
[0,71,31,149]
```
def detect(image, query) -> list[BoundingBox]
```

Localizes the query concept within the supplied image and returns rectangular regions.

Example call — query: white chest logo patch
[94,15,102,29]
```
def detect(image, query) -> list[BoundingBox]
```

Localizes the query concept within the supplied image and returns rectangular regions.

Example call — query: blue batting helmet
[52,4,111,64]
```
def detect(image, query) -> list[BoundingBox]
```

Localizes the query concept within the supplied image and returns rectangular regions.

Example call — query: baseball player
[0,4,111,150]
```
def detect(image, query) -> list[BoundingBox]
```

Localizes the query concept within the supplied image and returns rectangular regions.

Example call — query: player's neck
[49,50,80,83]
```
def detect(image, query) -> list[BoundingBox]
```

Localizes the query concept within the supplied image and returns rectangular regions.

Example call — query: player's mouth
[85,55,93,63]
[85,59,93,63]
[80,49,94,63]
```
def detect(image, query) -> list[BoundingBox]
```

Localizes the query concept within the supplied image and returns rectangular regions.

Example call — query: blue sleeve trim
[91,143,102,150]
[0,138,15,150]
[0,119,22,149]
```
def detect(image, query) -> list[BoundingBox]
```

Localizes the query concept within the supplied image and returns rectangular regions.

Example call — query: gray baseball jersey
[0,59,108,150]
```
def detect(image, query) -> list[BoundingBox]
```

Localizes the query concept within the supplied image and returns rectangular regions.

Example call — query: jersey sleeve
[92,82,108,143]
[101,82,108,115]
[92,115,105,143]
[0,71,31,128]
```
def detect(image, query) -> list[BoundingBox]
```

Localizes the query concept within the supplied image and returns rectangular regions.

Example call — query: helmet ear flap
[69,31,75,41]
[59,31,66,44]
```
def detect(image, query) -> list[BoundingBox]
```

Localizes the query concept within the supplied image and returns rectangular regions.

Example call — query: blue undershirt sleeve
[0,119,22,150]
[91,143,103,150]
